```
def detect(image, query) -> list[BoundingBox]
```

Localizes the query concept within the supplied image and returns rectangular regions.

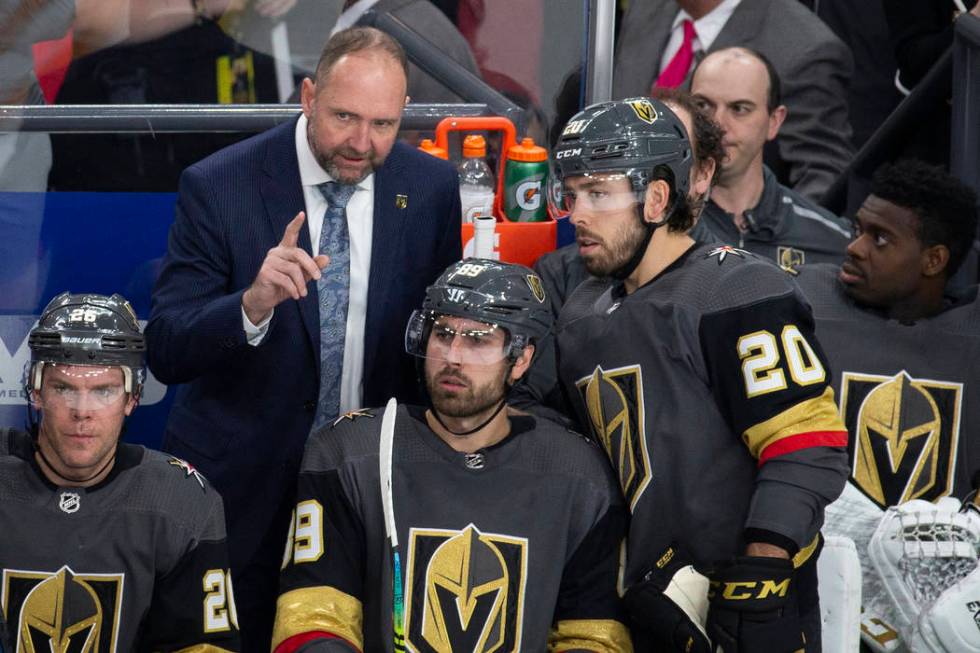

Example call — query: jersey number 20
[737,325,825,397]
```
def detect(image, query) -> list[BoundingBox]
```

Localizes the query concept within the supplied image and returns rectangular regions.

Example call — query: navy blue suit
[146,116,461,650]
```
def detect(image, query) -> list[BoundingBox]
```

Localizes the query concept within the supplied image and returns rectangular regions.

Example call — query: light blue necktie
[312,181,356,430]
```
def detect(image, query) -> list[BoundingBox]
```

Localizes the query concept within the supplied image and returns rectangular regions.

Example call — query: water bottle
[503,137,549,222]
[418,138,448,160]
[458,134,496,224]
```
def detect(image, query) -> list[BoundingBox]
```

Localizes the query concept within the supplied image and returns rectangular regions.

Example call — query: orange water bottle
[418,138,448,160]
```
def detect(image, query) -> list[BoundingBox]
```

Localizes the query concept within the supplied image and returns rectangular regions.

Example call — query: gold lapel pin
[395,194,408,209]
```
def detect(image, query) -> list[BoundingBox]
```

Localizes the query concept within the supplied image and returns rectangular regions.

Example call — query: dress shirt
[243,114,373,414]
[659,0,742,74]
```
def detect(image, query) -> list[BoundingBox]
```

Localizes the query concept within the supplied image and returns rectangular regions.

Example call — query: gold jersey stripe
[742,387,845,460]
[272,586,363,651]
[548,618,634,652]
[174,647,237,653]
[792,534,820,569]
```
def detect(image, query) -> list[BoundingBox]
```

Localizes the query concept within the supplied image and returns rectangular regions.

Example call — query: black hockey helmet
[28,292,146,396]
[405,258,552,363]
[553,97,694,199]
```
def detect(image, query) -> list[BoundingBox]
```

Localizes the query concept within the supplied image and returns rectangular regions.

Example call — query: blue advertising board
[0,191,178,449]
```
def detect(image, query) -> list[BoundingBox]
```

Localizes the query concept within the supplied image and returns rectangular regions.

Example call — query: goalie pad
[623,543,712,652]
[868,498,980,645]
[911,564,980,652]
[817,535,862,653]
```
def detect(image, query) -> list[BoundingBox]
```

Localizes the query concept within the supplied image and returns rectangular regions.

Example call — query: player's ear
[509,345,536,384]
[922,243,950,278]
[300,77,316,118]
[643,179,671,225]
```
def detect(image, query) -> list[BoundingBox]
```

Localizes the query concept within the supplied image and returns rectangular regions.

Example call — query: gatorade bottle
[503,137,549,222]
[457,134,496,224]
[418,138,448,160]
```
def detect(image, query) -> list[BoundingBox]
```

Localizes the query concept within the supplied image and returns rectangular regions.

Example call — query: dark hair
[870,159,979,277]
[652,87,725,188]
[315,27,409,84]
[741,48,782,113]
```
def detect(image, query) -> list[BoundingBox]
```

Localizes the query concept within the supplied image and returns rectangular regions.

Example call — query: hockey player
[552,97,849,652]
[0,292,239,652]
[794,160,980,650]
[273,259,632,652]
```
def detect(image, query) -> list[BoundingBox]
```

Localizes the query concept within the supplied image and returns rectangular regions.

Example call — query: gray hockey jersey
[0,429,239,653]
[273,405,631,653]
[557,244,849,586]
[796,263,980,510]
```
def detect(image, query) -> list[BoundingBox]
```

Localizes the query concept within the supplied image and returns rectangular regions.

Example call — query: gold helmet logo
[577,365,651,511]
[844,371,961,507]
[525,274,546,304]
[627,99,658,124]
[404,525,527,652]
[19,568,102,653]
[422,526,508,650]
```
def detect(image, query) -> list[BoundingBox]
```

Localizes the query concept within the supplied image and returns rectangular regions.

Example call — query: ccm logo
[708,579,790,600]
[555,148,582,159]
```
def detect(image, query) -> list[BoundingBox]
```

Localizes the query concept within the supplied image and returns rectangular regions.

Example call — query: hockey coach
[0,292,239,652]
[273,260,632,652]
[552,97,849,652]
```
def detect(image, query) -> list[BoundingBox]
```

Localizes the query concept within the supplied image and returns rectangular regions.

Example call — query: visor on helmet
[406,311,528,365]
[33,363,131,411]
[559,172,643,215]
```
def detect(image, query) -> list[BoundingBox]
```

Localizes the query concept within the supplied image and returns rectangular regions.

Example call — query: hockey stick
[379,397,405,652]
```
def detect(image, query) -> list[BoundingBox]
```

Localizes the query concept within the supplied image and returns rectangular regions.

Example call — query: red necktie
[655,19,697,89]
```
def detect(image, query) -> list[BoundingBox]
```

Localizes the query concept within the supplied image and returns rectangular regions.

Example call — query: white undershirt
[242,114,374,414]
[658,0,742,74]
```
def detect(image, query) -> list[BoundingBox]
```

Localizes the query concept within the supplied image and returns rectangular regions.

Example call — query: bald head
[691,47,786,184]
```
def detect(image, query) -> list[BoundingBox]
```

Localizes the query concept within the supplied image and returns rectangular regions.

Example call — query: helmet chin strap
[430,397,508,437]
[34,441,117,486]
[610,199,671,281]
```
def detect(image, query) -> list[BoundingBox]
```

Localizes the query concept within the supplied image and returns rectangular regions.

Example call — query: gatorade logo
[516,181,541,211]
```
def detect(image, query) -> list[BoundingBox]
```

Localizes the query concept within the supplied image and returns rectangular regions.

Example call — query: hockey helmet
[28,292,146,397]
[552,97,694,200]
[405,259,552,364]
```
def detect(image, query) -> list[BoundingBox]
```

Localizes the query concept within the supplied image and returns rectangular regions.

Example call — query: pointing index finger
[281,211,306,247]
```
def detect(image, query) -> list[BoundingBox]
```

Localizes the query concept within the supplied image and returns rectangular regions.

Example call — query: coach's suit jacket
[613,0,854,201]
[146,117,461,572]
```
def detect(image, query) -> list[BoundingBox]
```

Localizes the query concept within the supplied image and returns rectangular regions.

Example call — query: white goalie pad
[818,534,862,653]
[868,498,980,647]
[911,565,980,652]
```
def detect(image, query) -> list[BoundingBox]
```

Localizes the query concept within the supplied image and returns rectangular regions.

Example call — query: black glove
[706,556,805,653]
[623,543,713,653]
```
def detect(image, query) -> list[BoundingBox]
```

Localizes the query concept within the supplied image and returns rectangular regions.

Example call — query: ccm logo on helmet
[555,148,582,159]
[708,579,790,601]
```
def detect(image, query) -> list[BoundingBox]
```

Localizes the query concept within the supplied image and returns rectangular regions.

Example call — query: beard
[425,363,507,419]
[307,121,380,185]
[577,212,648,278]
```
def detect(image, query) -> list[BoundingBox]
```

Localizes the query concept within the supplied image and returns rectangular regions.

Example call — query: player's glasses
[37,364,128,410]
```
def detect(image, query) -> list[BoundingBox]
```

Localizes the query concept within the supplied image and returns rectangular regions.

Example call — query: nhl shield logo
[59,491,81,514]
[627,99,658,124]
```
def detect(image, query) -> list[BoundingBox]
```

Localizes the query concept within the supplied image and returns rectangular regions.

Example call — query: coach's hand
[242,211,329,324]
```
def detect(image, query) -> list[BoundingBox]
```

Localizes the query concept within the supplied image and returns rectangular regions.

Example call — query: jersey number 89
[737,325,825,398]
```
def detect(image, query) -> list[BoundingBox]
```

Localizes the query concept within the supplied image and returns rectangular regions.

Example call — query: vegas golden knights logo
[403,524,527,652]
[627,99,658,124]
[840,371,962,509]
[777,246,805,271]
[525,275,546,304]
[2,566,124,653]
[576,365,652,511]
